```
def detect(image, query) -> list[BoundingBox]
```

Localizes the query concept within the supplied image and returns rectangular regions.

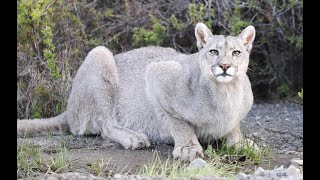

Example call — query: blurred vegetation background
[17,0,303,119]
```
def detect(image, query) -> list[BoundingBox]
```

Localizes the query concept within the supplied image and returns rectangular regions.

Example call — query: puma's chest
[176,90,246,138]
[195,96,243,123]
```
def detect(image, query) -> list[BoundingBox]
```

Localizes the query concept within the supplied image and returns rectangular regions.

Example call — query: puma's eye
[232,50,241,56]
[209,49,219,56]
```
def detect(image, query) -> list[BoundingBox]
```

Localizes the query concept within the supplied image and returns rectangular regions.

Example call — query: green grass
[204,138,271,164]
[139,139,270,179]
[17,142,71,178]
[44,143,70,173]
[298,89,303,100]
[139,151,240,179]
[88,158,117,177]
[17,143,44,178]
[17,137,270,179]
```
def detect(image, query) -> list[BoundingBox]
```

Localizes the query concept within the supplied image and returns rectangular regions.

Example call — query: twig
[42,0,58,16]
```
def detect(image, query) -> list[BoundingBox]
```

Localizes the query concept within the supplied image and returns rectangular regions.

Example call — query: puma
[18,23,256,161]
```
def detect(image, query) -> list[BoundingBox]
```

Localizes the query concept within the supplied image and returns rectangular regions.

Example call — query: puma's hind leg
[101,122,150,150]
[73,46,150,149]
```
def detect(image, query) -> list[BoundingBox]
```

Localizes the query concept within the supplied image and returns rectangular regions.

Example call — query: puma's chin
[215,75,234,83]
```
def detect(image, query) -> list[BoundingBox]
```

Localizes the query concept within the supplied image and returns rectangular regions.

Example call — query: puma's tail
[17,112,69,138]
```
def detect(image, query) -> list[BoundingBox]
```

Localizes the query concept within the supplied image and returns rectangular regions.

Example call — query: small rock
[274,165,284,171]
[291,158,303,166]
[235,165,303,180]
[253,177,264,180]
[253,167,265,176]
[113,174,122,178]
[189,158,207,168]
[43,177,58,180]
[234,173,247,180]
[193,175,228,180]
[286,165,300,175]
[252,132,258,137]
[285,150,298,155]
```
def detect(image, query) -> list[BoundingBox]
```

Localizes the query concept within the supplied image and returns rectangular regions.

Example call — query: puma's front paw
[172,144,204,162]
[120,133,151,150]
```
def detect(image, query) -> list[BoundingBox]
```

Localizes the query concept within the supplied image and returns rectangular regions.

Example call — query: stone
[286,165,300,175]
[253,167,265,176]
[113,174,122,178]
[291,158,303,166]
[234,165,303,180]
[285,151,298,155]
[234,173,247,180]
[189,158,207,168]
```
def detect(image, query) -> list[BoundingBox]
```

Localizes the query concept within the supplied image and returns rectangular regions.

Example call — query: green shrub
[188,3,205,25]
[188,3,213,29]
[277,84,290,98]
[169,14,184,31]
[18,0,61,79]
[298,89,303,100]
[133,15,167,47]
[17,0,104,119]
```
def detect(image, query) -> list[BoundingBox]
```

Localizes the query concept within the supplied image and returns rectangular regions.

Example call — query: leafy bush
[132,15,167,47]
[17,0,113,119]
[298,89,303,100]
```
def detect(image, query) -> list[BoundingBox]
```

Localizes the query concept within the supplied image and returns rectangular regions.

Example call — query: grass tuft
[88,158,117,177]
[139,151,240,179]
[17,142,71,178]
[44,143,70,173]
[204,138,271,165]
[139,139,270,179]
[17,143,44,178]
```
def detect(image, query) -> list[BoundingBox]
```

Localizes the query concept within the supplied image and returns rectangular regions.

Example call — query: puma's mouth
[211,67,236,83]
[215,74,234,83]
[216,72,233,77]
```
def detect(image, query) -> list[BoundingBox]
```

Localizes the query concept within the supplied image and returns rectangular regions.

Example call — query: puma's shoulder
[146,61,182,92]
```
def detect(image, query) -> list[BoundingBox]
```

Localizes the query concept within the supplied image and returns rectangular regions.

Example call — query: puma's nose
[219,64,231,71]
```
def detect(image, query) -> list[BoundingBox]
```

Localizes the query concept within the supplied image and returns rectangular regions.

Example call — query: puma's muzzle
[211,65,237,83]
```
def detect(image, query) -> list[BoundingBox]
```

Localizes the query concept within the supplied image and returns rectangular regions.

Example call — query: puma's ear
[238,25,255,52]
[195,23,213,50]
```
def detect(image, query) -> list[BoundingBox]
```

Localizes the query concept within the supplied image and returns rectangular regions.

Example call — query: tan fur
[18,23,257,161]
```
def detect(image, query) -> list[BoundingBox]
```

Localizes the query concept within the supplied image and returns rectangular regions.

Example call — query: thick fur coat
[18,23,256,161]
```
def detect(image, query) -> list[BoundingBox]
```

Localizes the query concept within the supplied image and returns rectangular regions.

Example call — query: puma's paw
[172,144,204,162]
[120,133,151,150]
[234,138,260,153]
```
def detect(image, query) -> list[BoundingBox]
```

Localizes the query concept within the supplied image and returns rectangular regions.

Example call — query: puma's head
[195,23,255,83]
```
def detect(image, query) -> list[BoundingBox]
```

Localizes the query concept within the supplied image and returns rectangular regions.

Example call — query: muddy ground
[17,101,303,179]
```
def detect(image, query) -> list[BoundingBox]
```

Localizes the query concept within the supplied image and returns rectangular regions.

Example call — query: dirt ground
[17,101,303,179]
